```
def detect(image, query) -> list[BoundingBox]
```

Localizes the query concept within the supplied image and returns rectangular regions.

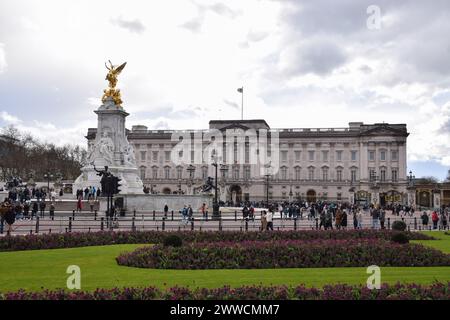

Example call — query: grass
[0,231,449,292]
[412,231,450,253]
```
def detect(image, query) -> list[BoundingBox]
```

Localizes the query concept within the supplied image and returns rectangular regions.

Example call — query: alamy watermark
[367,5,381,30]
[169,129,280,176]
[66,265,81,290]
[366,265,381,289]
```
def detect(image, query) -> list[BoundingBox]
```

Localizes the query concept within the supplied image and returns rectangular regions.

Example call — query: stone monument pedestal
[73,97,143,195]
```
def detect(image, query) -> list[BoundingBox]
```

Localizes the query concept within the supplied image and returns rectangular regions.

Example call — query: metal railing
[1,210,448,236]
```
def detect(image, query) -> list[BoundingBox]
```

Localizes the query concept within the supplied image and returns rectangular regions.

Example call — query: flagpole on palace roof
[238,86,244,120]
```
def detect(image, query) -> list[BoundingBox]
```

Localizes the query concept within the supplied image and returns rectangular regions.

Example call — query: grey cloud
[223,99,239,109]
[247,30,269,43]
[111,16,146,34]
[180,17,204,33]
[180,2,239,33]
[280,39,347,76]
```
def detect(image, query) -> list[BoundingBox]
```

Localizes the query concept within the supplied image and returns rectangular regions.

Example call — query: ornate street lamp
[43,171,54,193]
[186,164,196,195]
[264,162,273,208]
[211,150,221,219]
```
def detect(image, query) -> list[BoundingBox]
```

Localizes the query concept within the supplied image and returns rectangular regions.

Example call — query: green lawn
[412,231,450,253]
[0,231,449,292]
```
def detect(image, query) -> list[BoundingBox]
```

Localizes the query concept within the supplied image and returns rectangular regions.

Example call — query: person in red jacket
[431,211,439,230]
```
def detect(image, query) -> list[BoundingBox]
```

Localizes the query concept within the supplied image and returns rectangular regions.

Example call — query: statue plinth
[73,97,143,195]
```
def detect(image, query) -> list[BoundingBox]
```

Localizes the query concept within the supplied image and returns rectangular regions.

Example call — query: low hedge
[0,230,435,252]
[1,283,449,300]
[116,239,450,269]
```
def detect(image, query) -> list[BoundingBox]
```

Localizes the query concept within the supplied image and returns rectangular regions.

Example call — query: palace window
[308,151,315,161]
[152,167,158,179]
[165,151,171,162]
[336,150,343,161]
[391,150,398,161]
[351,169,357,182]
[380,150,386,161]
[294,151,301,162]
[202,167,208,179]
[336,169,343,182]
[281,151,288,162]
[233,167,240,180]
[322,167,328,181]
[308,167,315,181]
[152,151,158,162]
[140,167,146,180]
[392,169,398,182]
[380,169,386,181]
[140,151,146,161]
[351,151,357,161]
[368,151,375,162]
[164,167,170,180]
[244,166,251,180]
[281,167,287,180]
[322,151,329,162]
[176,167,183,179]
[295,167,301,180]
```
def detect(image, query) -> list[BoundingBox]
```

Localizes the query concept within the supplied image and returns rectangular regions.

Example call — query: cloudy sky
[0,0,449,180]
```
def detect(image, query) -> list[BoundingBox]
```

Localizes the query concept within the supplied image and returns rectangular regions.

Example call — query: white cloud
[0,111,21,125]
[0,43,6,73]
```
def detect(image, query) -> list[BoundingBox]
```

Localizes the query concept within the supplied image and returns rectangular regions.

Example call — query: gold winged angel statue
[101,60,127,106]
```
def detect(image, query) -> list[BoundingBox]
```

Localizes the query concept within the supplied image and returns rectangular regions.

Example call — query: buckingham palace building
[85,119,420,207]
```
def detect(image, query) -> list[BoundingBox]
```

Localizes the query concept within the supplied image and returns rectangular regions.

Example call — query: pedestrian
[319,210,326,230]
[39,201,46,218]
[266,209,274,231]
[431,211,439,230]
[371,206,380,229]
[77,196,83,213]
[421,211,429,228]
[325,210,333,230]
[260,210,267,231]
[335,208,343,230]
[379,208,386,229]
[49,202,55,220]
[357,209,363,229]
[341,209,348,230]
[89,196,95,213]
[164,204,169,218]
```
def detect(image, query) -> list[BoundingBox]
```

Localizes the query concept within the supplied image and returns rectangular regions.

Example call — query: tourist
[96,188,101,199]
[421,212,429,228]
[260,210,267,231]
[379,208,386,229]
[187,205,193,221]
[89,195,96,213]
[353,211,358,229]
[371,206,380,229]
[180,205,188,225]
[431,211,439,230]
[49,202,55,220]
[249,205,255,221]
[242,205,249,221]
[319,209,326,230]
[76,196,83,213]
[325,209,333,230]
[39,200,46,218]
[266,208,274,231]
[357,209,363,229]
[341,209,348,230]
[440,212,448,230]
[32,201,38,218]
[335,208,343,230]
[164,204,169,219]
[59,188,64,198]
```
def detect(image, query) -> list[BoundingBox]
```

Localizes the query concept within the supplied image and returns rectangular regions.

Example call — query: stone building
[86,119,414,206]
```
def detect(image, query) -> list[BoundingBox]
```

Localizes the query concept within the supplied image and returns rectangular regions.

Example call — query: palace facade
[85,119,431,207]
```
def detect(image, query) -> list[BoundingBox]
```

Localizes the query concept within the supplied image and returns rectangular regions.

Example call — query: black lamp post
[43,172,54,193]
[264,162,272,208]
[211,150,220,219]
[187,165,195,195]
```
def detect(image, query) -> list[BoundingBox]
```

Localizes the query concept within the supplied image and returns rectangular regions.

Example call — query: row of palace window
[137,148,399,165]
[140,165,400,183]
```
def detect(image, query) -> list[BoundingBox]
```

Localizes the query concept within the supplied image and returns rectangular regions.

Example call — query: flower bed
[116,239,450,269]
[0,230,434,252]
[1,282,449,300]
